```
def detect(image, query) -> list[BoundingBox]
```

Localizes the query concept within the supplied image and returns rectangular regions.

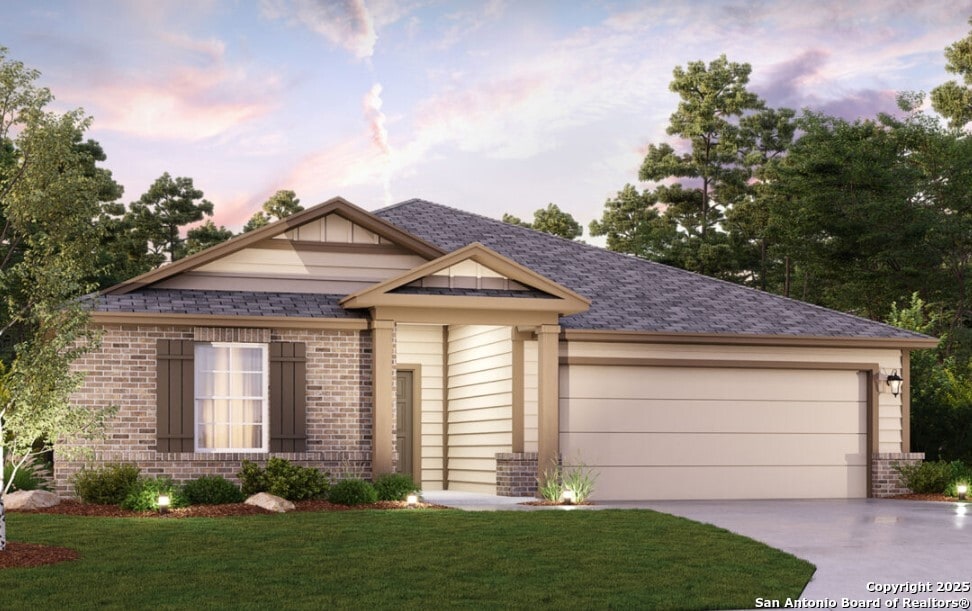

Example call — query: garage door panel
[561,366,863,402]
[562,365,868,499]
[562,432,866,467]
[591,466,868,500]
[561,397,865,434]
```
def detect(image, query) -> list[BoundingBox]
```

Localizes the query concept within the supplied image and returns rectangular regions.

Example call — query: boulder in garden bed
[5,490,60,510]
[244,492,295,513]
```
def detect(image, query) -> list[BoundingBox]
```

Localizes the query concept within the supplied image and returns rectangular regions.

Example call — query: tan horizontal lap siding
[395,324,445,489]
[446,325,513,493]
[158,239,425,290]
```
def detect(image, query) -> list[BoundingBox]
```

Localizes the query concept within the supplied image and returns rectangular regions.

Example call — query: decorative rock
[244,492,295,513]
[5,489,61,510]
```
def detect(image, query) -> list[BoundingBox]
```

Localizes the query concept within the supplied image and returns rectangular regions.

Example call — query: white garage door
[560,365,868,500]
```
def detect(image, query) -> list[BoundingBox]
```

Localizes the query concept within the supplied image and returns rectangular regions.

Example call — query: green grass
[1,509,813,609]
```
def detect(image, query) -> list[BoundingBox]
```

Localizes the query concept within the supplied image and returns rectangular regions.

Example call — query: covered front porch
[341,243,589,495]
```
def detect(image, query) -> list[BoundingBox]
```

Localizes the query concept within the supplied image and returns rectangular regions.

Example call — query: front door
[395,370,414,478]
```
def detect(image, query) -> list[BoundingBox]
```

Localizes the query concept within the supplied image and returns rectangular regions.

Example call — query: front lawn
[1,509,813,609]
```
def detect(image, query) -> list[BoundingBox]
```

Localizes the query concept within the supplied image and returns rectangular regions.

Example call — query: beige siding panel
[396,323,446,489]
[449,366,513,390]
[450,419,512,435]
[562,432,866,467]
[590,466,868,501]
[561,398,865,434]
[195,246,427,280]
[449,405,511,423]
[154,273,376,294]
[562,366,862,402]
[562,363,868,500]
[448,380,511,401]
[447,353,513,376]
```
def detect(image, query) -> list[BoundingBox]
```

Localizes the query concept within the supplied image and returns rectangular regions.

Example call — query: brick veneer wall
[55,323,376,496]
[495,452,539,497]
[871,452,924,497]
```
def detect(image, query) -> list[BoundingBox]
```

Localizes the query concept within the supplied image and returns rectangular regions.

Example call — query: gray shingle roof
[375,199,929,340]
[93,289,364,319]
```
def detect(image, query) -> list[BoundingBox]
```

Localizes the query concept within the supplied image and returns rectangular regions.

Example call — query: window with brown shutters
[269,342,307,452]
[156,339,195,452]
[156,339,307,454]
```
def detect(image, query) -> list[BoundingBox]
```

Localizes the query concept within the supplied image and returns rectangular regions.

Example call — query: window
[194,343,269,452]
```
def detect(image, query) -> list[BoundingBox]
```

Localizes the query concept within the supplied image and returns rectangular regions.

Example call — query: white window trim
[194,342,270,453]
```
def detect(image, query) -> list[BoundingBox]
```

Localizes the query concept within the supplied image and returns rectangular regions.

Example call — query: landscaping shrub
[536,458,599,503]
[238,457,329,501]
[894,460,954,494]
[73,463,141,505]
[373,473,419,501]
[329,478,378,505]
[537,464,562,502]
[121,476,188,511]
[182,475,245,505]
[945,461,972,497]
[3,456,53,492]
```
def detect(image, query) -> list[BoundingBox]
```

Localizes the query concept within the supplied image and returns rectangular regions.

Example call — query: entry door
[396,370,414,478]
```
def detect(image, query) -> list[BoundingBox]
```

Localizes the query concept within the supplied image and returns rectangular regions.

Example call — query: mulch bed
[520,500,595,506]
[2,498,446,570]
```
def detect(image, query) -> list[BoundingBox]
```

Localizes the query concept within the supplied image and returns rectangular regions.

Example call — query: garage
[559,364,868,500]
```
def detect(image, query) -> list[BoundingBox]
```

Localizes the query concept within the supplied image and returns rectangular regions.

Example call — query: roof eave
[561,328,939,349]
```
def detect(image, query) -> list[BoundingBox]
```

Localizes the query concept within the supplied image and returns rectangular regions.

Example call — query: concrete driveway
[624,499,971,602]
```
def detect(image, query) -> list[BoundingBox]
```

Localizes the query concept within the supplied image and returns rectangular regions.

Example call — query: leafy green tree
[243,189,303,232]
[128,173,214,262]
[0,47,114,550]
[764,112,937,318]
[503,203,582,240]
[931,17,972,129]
[592,55,793,281]
[184,220,234,256]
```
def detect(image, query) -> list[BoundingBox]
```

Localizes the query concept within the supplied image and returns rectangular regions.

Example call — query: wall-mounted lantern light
[885,370,903,398]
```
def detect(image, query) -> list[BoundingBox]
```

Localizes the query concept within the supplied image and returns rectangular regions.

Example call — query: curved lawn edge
[3,509,813,609]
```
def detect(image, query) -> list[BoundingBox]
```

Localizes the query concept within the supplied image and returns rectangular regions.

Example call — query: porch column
[536,324,561,479]
[371,319,395,477]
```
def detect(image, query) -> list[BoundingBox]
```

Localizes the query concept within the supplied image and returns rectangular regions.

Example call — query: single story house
[58,197,936,500]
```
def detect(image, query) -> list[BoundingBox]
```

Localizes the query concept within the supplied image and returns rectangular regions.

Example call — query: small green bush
[373,473,419,501]
[121,476,188,512]
[894,460,954,494]
[537,464,562,502]
[238,458,329,501]
[73,463,141,505]
[3,456,53,492]
[329,478,378,505]
[182,475,245,505]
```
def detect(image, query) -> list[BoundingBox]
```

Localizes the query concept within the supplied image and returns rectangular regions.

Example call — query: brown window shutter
[156,339,195,452]
[270,342,307,452]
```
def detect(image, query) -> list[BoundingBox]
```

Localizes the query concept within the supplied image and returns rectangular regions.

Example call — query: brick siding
[495,452,539,497]
[56,323,376,496]
[871,452,925,497]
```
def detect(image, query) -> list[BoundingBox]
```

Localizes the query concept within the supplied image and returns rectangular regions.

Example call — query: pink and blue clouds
[3,0,970,236]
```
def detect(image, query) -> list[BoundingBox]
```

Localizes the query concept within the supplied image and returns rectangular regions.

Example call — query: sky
[2,0,971,238]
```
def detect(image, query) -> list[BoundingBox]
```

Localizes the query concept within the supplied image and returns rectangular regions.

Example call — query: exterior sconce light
[561,489,576,505]
[157,494,171,514]
[406,494,419,506]
[957,484,968,501]
[886,370,903,398]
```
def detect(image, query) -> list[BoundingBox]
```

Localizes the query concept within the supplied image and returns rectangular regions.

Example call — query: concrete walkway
[423,492,972,602]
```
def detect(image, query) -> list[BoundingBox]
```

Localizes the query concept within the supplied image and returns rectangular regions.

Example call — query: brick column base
[871,452,924,497]
[496,452,539,497]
